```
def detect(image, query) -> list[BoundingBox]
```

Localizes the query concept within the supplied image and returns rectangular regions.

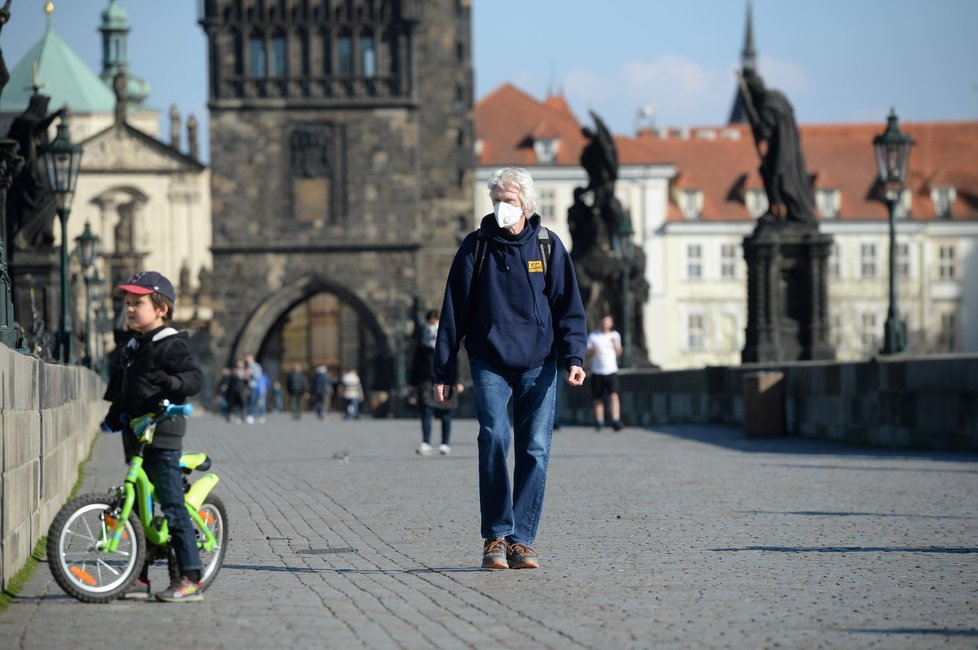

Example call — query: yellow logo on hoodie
[528,260,543,273]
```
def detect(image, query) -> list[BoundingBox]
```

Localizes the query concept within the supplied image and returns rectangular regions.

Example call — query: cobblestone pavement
[1,413,976,649]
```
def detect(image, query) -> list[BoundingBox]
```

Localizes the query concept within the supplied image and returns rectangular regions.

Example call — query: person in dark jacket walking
[102,271,205,602]
[286,364,309,420]
[411,310,463,456]
[433,167,587,570]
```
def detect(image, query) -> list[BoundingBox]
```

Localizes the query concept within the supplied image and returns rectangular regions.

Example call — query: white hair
[487,167,538,215]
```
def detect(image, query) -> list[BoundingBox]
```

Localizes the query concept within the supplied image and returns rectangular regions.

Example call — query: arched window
[337,31,353,75]
[249,33,266,77]
[270,33,287,78]
[360,30,376,77]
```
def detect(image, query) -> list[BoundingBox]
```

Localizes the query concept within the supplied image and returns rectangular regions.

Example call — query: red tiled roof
[476,84,978,222]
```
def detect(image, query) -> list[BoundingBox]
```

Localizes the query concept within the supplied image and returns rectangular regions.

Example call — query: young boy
[102,271,205,602]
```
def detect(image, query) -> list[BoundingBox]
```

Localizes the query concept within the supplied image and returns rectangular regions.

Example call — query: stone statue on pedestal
[571,112,650,366]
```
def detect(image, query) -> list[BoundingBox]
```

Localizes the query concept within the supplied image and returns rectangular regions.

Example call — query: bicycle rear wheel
[194,494,228,591]
[47,493,146,603]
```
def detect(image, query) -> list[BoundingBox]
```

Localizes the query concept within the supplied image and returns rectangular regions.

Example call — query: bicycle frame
[104,453,219,553]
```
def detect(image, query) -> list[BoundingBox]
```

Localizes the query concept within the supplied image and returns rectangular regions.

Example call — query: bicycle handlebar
[164,402,194,417]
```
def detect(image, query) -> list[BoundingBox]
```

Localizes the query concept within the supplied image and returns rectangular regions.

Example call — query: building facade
[475,84,978,370]
[198,0,473,398]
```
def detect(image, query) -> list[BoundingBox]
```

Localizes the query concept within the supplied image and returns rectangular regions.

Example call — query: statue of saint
[5,94,64,252]
[738,68,816,224]
[0,1,11,98]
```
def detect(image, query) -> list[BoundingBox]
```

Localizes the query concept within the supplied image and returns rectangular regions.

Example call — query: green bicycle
[47,401,229,603]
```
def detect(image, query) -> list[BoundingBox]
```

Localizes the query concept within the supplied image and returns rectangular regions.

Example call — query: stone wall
[562,355,978,450]
[0,346,105,589]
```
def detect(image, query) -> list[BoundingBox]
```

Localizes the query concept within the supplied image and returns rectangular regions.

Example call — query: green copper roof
[0,24,116,114]
[101,0,129,30]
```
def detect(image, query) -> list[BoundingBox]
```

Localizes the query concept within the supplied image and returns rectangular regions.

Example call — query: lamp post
[76,221,99,367]
[616,217,635,368]
[41,110,84,364]
[873,109,915,355]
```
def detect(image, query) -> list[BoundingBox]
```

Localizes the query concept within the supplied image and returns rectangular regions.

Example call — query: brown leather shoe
[507,543,540,569]
[482,539,509,570]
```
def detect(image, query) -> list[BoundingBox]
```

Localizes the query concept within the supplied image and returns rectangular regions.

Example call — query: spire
[741,0,756,73]
[99,0,129,85]
[728,0,757,124]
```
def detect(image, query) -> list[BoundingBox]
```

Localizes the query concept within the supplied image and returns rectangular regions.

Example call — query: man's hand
[565,365,585,386]
[433,383,452,404]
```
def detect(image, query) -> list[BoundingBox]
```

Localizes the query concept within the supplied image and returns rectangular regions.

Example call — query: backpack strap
[470,234,489,298]
[538,227,552,277]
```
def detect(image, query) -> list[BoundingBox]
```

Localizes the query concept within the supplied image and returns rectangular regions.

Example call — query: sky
[2,0,977,163]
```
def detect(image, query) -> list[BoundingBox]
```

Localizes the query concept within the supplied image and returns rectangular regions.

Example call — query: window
[860,243,877,279]
[861,312,878,352]
[939,245,956,280]
[816,188,840,219]
[454,84,465,109]
[931,186,955,219]
[248,36,265,77]
[270,36,287,78]
[360,34,376,77]
[679,190,702,220]
[687,244,702,279]
[687,314,705,350]
[721,243,737,279]
[538,188,555,219]
[337,34,353,75]
[533,138,559,165]
[746,189,768,219]
[828,242,841,279]
[294,177,331,224]
[896,242,910,279]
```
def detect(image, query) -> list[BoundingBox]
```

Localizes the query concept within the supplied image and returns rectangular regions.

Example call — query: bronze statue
[5,93,64,252]
[738,68,816,224]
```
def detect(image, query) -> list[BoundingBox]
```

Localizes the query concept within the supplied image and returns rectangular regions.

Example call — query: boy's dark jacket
[103,325,203,451]
[433,213,587,384]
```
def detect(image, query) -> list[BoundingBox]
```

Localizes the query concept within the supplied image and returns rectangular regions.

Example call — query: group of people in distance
[101,165,623,596]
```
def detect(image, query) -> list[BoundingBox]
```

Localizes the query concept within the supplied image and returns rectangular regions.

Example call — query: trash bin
[742,371,785,438]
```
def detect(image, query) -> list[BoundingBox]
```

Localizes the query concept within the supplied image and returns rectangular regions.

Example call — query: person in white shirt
[586,315,623,431]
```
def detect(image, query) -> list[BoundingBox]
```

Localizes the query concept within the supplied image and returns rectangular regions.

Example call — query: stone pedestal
[9,248,59,354]
[742,219,835,363]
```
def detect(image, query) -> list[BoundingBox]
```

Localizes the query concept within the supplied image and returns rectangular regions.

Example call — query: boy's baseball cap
[112,271,176,302]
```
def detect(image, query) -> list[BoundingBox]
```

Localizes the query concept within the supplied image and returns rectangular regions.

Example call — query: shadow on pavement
[709,545,978,554]
[648,424,978,463]
[846,628,978,637]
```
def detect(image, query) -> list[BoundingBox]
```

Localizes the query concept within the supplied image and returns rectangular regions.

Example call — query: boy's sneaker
[155,578,203,603]
[612,421,624,432]
[121,578,151,600]
[507,543,540,569]
[438,444,451,455]
[594,420,604,432]
[482,539,509,570]
[416,442,433,456]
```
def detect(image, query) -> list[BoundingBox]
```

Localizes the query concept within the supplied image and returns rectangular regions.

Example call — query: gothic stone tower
[199,0,473,398]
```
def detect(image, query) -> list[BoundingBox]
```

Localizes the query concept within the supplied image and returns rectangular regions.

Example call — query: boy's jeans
[143,448,203,576]
[421,405,452,445]
[470,358,556,546]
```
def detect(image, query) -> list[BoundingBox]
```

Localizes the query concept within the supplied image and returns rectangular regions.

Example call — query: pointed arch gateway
[231,274,394,411]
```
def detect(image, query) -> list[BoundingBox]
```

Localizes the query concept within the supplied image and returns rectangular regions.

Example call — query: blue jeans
[143,448,202,576]
[421,405,452,445]
[470,358,556,546]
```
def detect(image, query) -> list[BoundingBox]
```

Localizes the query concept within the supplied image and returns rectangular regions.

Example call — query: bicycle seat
[179,452,212,474]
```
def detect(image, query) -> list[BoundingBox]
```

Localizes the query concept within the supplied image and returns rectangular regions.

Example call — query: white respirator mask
[493,201,523,229]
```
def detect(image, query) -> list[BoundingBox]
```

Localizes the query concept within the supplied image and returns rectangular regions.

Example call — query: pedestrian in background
[586,314,624,431]
[434,167,587,570]
[286,364,309,420]
[411,310,463,456]
[340,367,363,419]
[311,365,332,420]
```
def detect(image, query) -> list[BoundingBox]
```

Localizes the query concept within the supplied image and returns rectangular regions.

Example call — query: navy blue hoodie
[433,213,587,384]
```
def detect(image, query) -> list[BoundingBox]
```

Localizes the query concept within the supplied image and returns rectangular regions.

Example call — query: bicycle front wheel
[195,494,229,591]
[47,493,146,603]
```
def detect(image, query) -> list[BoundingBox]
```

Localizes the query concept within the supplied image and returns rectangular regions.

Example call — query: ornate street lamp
[873,109,915,355]
[616,217,635,368]
[41,110,84,364]
[76,222,100,367]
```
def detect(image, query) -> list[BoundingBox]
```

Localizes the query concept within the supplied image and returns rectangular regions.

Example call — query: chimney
[187,114,199,160]
[169,104,182,149]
